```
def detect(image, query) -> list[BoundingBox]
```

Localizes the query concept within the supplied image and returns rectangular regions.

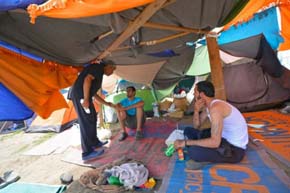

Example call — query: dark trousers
[184,127,245,163]
[125,112,146,129]
[72,96,100,156]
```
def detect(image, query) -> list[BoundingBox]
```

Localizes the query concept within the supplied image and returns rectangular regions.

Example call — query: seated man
[115,86,146,141]
[174,81,248,169]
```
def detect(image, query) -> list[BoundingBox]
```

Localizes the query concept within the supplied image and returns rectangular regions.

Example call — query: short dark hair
[103,60,116,67]
[196,81,215,97]
[126,86,136,92]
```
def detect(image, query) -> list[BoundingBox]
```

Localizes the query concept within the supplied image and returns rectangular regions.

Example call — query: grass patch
[32,132,55,146]
[13,132,56,154]
[14,144,31,154]
[0,129,23,142]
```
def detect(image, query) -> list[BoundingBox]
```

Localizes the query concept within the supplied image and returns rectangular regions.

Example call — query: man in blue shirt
[116,86,146,141]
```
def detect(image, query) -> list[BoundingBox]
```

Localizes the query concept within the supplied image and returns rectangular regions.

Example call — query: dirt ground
[0,131,86,185]
[0,123,122,186]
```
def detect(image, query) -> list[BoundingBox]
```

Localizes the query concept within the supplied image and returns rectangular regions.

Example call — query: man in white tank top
[174,81,248,169]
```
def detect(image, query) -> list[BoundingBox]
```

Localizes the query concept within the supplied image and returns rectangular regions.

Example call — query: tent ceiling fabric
[0,0,242,91]
[220,34,283,78]
[114,61,165,85]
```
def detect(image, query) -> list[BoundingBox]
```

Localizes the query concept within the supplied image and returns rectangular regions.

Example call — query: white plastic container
[80,99,90,114]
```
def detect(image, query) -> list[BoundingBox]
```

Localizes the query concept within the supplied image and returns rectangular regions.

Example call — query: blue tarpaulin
[218,7,283,50]
[0,0,46,11]
[0,41,43,62]
[0,83,33,121]
[159,144,290,193]
[0,41,40,121]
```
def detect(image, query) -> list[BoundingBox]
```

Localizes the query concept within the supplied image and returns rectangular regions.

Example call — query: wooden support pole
[96,0,168,60]
[142,22,208,34]
[115,31,190,50]
[206,33,227,100]
[96,90,104,129]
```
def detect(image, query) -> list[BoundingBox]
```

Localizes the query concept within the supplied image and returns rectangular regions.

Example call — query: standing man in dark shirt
[70,60,116,161]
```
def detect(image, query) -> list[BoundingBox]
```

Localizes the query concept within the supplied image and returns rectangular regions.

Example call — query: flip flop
[0,171,20,189]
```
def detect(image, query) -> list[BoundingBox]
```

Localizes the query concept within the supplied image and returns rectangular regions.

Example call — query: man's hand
[107,102,116,108]
[194,98,205,112]
[114,103,125,111]
[91,59,102,64]
[174,140,186,149]
[81,99,89,108]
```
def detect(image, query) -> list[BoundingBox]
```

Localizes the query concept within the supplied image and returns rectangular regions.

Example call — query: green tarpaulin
[186,46,211,76]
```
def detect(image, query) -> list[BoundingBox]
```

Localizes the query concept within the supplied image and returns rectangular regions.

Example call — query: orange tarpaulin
[27,0,154,24]
[0,47,79,119]
[279,4,290,51]
[224,0,285,29]
[223,0,290,51]
[243,110,290,165]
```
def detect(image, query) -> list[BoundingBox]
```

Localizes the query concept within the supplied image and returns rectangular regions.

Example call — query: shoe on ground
[60,172,73,185]
[0,171,20,189]
[93,141,108,149]
[280,105,290,114]
[135,130,143,140]
[82,149,104,161]
[185,160,209,170]
[118,132,128,141]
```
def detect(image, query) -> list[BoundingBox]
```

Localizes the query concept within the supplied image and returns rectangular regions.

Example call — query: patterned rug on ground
[62,118,177,179]
[158,142,290,193]
[243,110,290,167]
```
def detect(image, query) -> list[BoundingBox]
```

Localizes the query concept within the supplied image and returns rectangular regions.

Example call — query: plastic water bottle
[80,99,90,114]
[177,148,184,161]
[152,102,160,117]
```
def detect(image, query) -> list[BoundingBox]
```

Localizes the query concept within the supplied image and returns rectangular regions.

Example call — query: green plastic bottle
[108,176,123,186]
[165,144,175,157]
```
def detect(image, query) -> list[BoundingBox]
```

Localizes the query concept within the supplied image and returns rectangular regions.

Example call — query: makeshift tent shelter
[0,0,248,119]
[0,120,27,134]
[218,6,290,70]
[189,34,290,111]
[187,4,290,111]
[223,0,290,51]
[1,0,289,119]
[26,100,78,133]
[221,34,290,111]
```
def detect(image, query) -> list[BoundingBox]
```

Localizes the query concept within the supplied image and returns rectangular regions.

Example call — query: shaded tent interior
[220,34,290,111]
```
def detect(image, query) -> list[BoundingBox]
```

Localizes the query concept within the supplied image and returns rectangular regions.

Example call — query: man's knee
[117,110,126,120]
[187,146,208,161]
[136,107,144,115]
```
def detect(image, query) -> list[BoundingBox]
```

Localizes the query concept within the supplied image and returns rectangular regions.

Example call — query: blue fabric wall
[0,83,33,121]
[218,7,283,50]
[0,41,43,62]
[0,0,46,11]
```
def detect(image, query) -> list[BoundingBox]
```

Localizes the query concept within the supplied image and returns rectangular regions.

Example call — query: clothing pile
[79,157,151,193]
